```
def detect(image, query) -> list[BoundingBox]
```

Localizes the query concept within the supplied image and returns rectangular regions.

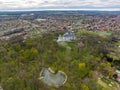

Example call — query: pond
[39,68,67,88]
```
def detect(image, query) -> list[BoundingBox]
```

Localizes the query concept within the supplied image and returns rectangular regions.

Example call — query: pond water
[40,68,67,87]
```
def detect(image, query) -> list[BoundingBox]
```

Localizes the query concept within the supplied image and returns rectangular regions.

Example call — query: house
[113,70,120,82]
[57,32,76,42]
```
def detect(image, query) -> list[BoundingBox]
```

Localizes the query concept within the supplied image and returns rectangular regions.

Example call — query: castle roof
[63,32,75,38]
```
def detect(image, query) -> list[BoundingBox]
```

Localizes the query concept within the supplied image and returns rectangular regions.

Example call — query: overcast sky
[0,0,120,11]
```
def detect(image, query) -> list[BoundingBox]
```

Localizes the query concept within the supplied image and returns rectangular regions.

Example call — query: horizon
[0,9,120,12]
[0,0,120,11]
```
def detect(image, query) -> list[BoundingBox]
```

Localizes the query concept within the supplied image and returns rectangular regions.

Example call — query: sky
[0,0,120,11]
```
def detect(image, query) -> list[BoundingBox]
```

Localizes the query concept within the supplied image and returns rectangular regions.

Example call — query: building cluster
[83,15,120,31]
[113,70,120,82]
[0,20,40,40]
[0,13,120,41]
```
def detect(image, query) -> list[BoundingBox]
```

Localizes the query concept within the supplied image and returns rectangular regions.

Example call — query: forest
[0,30,120,90]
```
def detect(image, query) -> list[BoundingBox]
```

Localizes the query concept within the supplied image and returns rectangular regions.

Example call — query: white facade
[57,32,76,42]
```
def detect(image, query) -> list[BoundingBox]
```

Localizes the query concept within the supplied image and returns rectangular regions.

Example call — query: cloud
[0,0,119,11]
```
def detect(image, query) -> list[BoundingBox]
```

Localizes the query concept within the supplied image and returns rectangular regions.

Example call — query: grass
[101,77,111,84]
[98,31,112,36]
[67,41,76,47]
[77,30,98,36]
[88,80,103,90]
[97,31,112,38]
[77,30,112,38]
[115,41,120,46]
[98,77,120,90]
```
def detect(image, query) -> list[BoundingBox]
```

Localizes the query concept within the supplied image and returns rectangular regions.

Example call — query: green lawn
[101,77,111,84]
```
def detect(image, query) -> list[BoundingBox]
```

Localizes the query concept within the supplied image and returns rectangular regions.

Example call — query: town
[0,11,120,90]
[0,11,120,41]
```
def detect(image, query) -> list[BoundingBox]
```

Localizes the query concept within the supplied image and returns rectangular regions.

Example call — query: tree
[81,84,89,90]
